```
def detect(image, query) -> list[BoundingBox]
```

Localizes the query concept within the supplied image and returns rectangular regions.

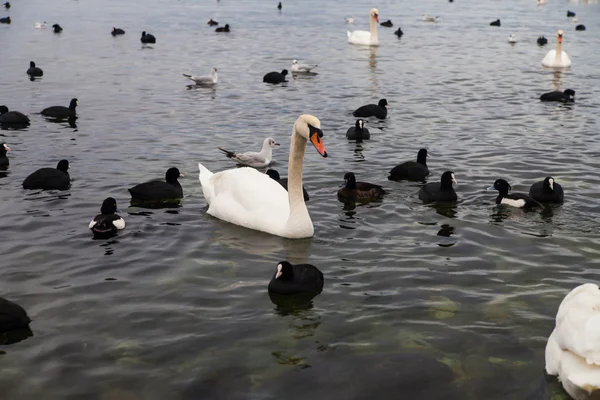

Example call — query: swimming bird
[490,19,501,27]
[575,24,586,31]
[353,99,388,119]
[198,114,328,239]
[0,143,10,169]
[567,10,576,17]
[380,19,393,27]
[0,16,10,24]
[111,27,125,36]
[22,160,70,190]
[540,88,575,102]
[422,14,439,22]
[26,61,43,77]
[215,24,230,32]
[277,2,282,10]
[346,119,370,140]
[388,148,429,182]
[537,36,548,46]
[418,171,457,203]
[291,59,318,73]
[268,261,324,295]
[338,172,385,200]
[487,179,542,208]
[34,21,46,29]
[0,297,31,333]
[542,30,571,68]
[219,137,279,168]
[128,167,184,202]
[529,177,564,203]
[347,8,379,46]
[571,17,579,23]
[508,33,516,43]
[3,2,10,9]
[263,69,288,84]
[182,67,218,85]
[0,106,30,126]
[537,0,547,5]
[52,23,62,33]
[207,19,218,26]
[345,16,354,24]
[140,31,156,43]
[41,98,78,120]
[394,27,404,37]
[266,169,309,201]
[545,283,600,400]
[89,197,125,238]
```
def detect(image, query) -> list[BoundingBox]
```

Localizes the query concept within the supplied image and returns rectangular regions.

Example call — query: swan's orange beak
[309,129,327,157]
[558,35,563,43]
[374,14,379,23]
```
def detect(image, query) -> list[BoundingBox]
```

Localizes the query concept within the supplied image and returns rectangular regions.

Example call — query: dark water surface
[1,0,600,398]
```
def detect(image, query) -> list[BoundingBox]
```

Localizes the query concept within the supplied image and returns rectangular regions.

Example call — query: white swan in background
[198,115,328,239]
[347,8,379,46]
[291,59,318,73]
[542,30,572,68]
[345,16,354,24]
[508,33,516,43]
[545,283,600,400]
[182,67,218,85]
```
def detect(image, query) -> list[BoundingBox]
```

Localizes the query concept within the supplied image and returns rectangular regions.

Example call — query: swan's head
[557,29,564,43]
[370,8,379,23]
[211,67,218,74]
[294,115,327,157]
[263,137,280,149]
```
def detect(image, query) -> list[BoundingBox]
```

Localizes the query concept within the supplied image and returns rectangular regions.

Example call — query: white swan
[545,283,600,400]
[347,8,379,46]
[198,115,328,239]
[542,30,572,68]
[182,67,218,85]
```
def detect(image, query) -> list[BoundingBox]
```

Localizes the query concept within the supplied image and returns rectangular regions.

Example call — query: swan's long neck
[369,15,378,42]
[555,39,563,62]
[212,71,218,83]
[283,126,312,237]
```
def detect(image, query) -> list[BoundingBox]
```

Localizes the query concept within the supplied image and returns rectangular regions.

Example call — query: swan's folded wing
[347,30,371,44]
[208,168,290,234]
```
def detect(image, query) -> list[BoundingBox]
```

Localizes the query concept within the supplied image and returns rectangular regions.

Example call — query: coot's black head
[275,261,293,281]
[225,24,230,28]
[57,159,69,171]
[1,143,10,156]
[0,105,8,115]
[342,172,357,189]
[417,148,428,164]
[394,28,403,36]
[488,178,511,194]
[543,177,556,192]
[281,69,288,76]
[166,167,184,183]
[141,31,146,36]
[440,171,457,189]
[100,197,119,214]
[52,24,61,29]
[378,99,388,108]
[355,119,366,130]
[266,169,280,180]
[69,98,78,109]
[30,61,36,68]
[564,89,575,98]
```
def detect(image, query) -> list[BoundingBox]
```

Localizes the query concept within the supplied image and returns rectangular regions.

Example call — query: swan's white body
[183,67,218,85]
[542,30,572,68]
[291,60,318,73]
[546,283,600,400]
[198,115,327,239]
[347,8,379,46]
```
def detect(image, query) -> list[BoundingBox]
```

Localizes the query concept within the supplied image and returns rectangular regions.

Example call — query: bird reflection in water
[431,203,457,218]
[353,142,365,161]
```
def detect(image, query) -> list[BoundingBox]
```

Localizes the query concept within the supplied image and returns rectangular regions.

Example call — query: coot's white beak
[275,264,282,279]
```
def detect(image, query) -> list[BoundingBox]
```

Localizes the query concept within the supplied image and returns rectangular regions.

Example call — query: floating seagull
[34,21,46,29]
[345,16,354,24]
[291,59,318,73]
[182,67,218,85]
[218,137,280,168]
[537,0,547,5]
[508,33,516,43]
[422,14,439,22]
